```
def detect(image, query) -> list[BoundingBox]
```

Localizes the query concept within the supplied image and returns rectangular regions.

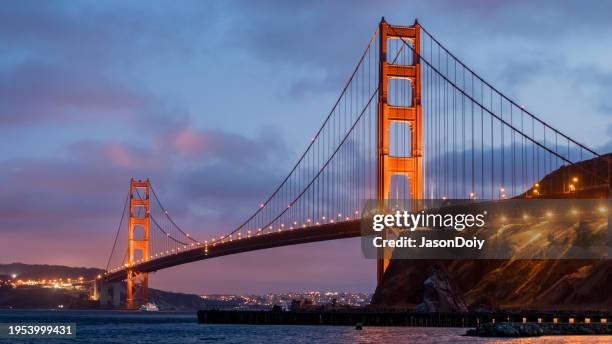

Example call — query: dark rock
[415,264,468,313]
[493,323,521,337]
[517,323,544,337]
[466,323,541,337]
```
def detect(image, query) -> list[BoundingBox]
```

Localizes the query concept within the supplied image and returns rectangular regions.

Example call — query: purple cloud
[0,62,146,125]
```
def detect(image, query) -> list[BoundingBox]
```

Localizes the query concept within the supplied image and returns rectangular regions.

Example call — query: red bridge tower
[377,19,422,283]
[126,178,150,309]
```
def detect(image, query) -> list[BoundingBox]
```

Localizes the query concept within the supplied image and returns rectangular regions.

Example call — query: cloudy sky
[2,1,612,294]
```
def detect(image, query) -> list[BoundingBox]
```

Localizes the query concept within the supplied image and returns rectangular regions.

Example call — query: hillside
[372,259,612,311]
[0,263,210,311]
[0,263,103,280]
[372,154,612,312]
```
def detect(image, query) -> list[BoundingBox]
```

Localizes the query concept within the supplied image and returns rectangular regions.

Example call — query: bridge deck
[104,184,611,283]
[104,220,361,283]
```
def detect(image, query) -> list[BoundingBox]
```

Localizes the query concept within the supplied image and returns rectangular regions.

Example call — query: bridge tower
[377,18,422,283]
[126,178,150,309]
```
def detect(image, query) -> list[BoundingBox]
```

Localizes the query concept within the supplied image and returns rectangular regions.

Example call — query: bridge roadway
[104,220,363,283]
[103,184,609,283]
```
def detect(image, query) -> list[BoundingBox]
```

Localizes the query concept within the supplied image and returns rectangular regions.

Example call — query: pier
[197,309,612,327]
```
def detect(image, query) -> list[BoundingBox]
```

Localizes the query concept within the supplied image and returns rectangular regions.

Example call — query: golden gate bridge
[95,18,610,309]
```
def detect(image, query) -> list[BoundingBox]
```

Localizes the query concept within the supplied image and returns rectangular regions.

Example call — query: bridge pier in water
[96,280,122,308]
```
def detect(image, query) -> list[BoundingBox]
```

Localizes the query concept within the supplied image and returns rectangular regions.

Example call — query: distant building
[0,275,11,286]
[200,292,372,310]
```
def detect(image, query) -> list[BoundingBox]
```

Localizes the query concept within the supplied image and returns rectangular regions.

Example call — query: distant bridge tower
[377,18,422,283]
[126,178,150,309]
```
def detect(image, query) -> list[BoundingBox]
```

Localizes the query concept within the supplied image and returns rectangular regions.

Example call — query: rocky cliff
[372,259,612,311]
[372,154,612,311]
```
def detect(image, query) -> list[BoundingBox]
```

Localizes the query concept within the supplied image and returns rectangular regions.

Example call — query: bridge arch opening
[132,248,144,262]
[133,224,145,241]
[131,187,148,200]
[389,174,412,200]
[389,122,412,157]
[132,205,147,219]
[387,38,414,65]
[387,78,413,107]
